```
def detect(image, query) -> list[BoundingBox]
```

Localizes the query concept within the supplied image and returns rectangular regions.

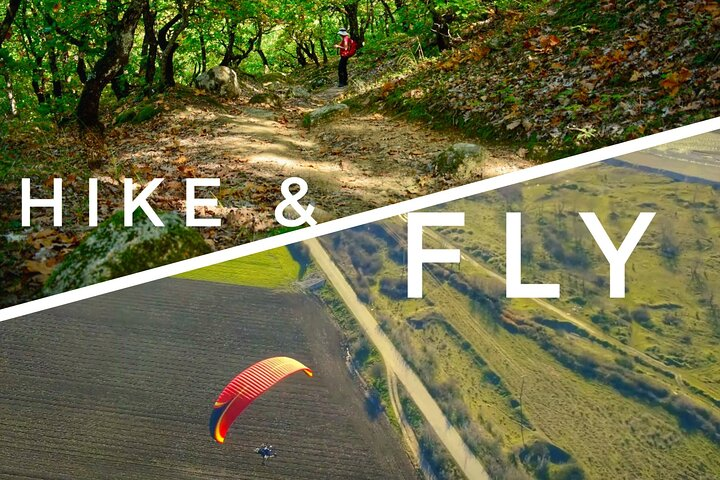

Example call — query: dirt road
[305,238,489,480]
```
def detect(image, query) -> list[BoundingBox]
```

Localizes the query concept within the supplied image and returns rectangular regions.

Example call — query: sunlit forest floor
[0,78,528,307]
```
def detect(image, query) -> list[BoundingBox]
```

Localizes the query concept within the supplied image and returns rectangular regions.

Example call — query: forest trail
[110,81,529,237]
[1,80,530,304]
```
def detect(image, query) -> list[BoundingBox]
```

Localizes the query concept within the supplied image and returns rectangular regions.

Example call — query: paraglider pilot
[256,443,276,466]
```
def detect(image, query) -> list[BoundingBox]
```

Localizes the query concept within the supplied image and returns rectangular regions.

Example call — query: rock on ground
[249,92,283,108]
[195,66,242,98]
[303,103,350,127]
[431,143,487,176]
[43,211,210,295]
[286,86,311,99]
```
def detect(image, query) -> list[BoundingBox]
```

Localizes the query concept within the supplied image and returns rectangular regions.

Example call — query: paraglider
[255,443,276,465]
[209,356,313,444]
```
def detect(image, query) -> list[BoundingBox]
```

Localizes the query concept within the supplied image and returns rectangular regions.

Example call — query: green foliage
[0,0,501,127]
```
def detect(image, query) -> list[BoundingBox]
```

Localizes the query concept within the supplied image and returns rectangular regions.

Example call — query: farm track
[0,278,417,479]
[306,237,490,480]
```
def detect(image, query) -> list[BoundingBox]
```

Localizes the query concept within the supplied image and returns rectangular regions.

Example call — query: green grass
[322,185,720,479]
[175,246,300,289]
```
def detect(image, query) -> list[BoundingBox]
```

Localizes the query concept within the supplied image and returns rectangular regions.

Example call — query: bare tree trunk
[111,74,131,99]
[76,54,87,83]
[220,20,236,67]
[220,20,257,68]
[31,62,46,104]
[76,0,145,130]
[344,2,363,45]
[318,15,328,63]
[424,0,455,51]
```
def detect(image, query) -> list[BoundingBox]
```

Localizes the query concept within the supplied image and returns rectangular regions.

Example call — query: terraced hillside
[0,278,417,479]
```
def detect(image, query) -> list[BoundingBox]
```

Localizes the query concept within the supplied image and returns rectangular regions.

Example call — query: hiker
[334,28,357,87]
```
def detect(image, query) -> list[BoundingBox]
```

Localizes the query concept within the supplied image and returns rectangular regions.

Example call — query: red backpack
[344,38,358,58]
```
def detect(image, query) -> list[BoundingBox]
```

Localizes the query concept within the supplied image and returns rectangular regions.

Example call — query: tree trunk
[432,14,453,51]
[425,1,455,51]
[141,1,157,87]
[49,48,63,98]
[199,33,207,71]
[256,26,269,73]
[319,38,328,64]
[344,2,363,45]
[220,22,236,67]
[295,43,307,67]
[31,64,46,104]
[220,21,256,68]
[76,54,87,84]
[76,0,145,130]
[0,0,21,50]
[308,41,319,66]
[111,74,131,99]
[4,73,17,115]
[318,15,328,63]
[157,1,195,91]
[160,43,178,88]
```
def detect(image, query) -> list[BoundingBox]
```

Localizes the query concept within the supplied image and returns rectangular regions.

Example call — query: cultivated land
[175,247,300,289]
[320,155,720,479]
[0,277,417,479]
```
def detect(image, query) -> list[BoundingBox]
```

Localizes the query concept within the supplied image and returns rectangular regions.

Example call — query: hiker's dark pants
[338,57,349,86]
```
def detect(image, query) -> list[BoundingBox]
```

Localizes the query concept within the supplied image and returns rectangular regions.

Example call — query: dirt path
[111,83,528,242]
[305,237,489,480]
[1,81,529,308]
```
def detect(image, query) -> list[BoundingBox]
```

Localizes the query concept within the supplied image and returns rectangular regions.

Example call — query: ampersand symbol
[274,177,318,227]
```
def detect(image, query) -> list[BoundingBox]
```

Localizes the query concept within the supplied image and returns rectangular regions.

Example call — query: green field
[175,247,301,289]
[321,160,720,479]
[435,163,720,405]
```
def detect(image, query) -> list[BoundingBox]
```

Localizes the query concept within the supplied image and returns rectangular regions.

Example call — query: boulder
[43,211,211,295]
[309,77,329,90]
[302,103,350,127]
[286,86,311,99]
[249,92,283,108]
[259,72,287,83]
[195,66,242,98]
[431,143,486,176]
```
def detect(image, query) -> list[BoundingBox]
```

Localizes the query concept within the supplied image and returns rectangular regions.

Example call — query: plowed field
[0,278,417,479]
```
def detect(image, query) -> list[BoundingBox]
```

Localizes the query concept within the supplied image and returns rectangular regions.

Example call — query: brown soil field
[0,278,417,479]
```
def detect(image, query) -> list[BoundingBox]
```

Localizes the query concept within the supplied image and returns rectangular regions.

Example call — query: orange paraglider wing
[209,356,313,443]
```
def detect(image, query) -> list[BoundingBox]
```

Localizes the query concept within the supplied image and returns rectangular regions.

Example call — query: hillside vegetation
[339,0,720,159]
[322,156,720,479]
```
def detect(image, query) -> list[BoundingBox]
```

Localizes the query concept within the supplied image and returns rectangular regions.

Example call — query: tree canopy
[0,0,485,129]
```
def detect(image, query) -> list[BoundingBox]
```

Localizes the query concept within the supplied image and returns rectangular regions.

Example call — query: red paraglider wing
[209,356,313,443]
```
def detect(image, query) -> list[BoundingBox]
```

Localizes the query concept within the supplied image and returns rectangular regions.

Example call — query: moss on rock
[302,103,349,127]
[43,211,211,295]
[431,143,486,177]
[114,104,161,125]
